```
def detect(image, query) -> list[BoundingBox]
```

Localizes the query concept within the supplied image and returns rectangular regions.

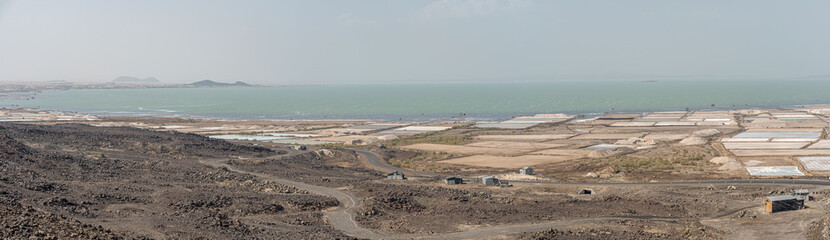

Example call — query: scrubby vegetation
[316,143,352,149]
[609,154,706,172]
[386,132,474,146]
[388,151,455,173]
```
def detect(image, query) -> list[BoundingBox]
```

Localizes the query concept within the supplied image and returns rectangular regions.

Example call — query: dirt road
[201,151,824,240]
[199,159,387,239]
[203,159,656,239]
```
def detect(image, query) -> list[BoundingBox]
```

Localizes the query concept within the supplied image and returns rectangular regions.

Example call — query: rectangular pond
[733,132,821,138]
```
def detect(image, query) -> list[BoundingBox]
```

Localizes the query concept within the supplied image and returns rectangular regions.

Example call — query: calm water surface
[4,80,830,121]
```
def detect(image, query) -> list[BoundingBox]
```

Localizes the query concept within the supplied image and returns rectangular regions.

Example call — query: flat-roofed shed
[763,195,805,213]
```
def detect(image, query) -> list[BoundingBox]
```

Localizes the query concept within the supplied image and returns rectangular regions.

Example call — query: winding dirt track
[201,150,830,239]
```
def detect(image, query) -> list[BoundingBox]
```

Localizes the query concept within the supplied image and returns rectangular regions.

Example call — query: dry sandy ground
[465,141,569,150]
[643,133,690,141]
[475,134,575,142]
[570,133,647,140]
[528,149,595,157]
[439,155,576,169]
[701,187,830,240]
[402,143,534,156]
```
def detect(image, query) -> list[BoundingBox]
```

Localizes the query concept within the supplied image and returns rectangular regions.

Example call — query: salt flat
[610,122,656,127]
[401,143,531,156]
[474,122,537,129]
[654,121,697,126]
[571,133,646,140]
[770,138,818,142]
[797,156,830,171]
[730,149,830,157]
[744,128,823,132]
[381,125,452,134]
[733,132,821,138]
[745,166,804,176]
[465,141,568,150]
[723,142,810,150]
[721,138,770,142]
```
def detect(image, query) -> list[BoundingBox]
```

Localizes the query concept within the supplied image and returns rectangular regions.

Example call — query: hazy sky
[1,0,829,84]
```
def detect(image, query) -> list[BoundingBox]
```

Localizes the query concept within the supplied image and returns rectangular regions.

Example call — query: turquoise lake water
[3,80,830,121]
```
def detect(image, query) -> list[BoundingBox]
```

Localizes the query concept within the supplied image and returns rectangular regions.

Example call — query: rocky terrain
[1,121,828,239]
[0,123,348,239]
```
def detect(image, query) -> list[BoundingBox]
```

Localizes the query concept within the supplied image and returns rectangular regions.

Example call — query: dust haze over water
[0,0,829,84]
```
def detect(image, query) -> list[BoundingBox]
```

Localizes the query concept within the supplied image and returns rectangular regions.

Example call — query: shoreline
[4,101,830,123]
[6,80,830,122]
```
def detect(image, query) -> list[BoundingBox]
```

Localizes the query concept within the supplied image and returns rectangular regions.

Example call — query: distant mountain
[190,80,252,87]
[112,76,160,83]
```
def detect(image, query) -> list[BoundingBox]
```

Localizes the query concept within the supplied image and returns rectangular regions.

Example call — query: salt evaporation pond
[733,132,821,138]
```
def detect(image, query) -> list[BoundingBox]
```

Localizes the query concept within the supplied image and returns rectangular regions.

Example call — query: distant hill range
[112,76,160,83]
[189,80,252,87]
